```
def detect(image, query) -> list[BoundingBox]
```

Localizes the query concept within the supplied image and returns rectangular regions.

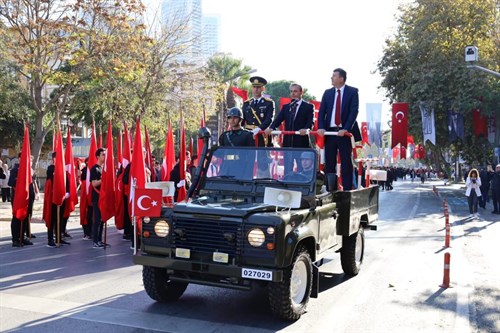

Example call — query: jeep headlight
[154,220,170,237]
[247,228,265,247]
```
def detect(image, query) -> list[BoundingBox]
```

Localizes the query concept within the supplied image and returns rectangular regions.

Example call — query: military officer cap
[227,107,243,119]
[250,76,267,87]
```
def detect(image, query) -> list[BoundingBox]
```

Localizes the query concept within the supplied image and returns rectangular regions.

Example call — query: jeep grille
[172,216,242,258]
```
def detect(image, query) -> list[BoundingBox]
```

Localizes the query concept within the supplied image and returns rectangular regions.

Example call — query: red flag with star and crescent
[361,122,369,145]
[99,120,116,222]
[391,102,408,148]
[133,188,162,217]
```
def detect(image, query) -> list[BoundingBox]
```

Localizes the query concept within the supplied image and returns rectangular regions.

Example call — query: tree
[0,0,148,167]
[207,53,254,136]
[377,0,500,167]
[265,80,316,110]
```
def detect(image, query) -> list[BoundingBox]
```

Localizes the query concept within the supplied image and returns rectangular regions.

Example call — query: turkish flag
[231,86,248,101]
[129,117,147,217]
[63,129,78,218]
[134,188,162,217]
[12,125,32,221]
[391,102,408,148]
[86,122,98,206]
[122,122,131,168]
[162,120,175,181]
[144,126,153,172]
[52,129,66,207]
[392,146,400,159]
[414,144,421,159]
[99,120,115,222]
[407,135,414,145]
[177,116,187,202]
[117,130,122,169]
[400,145,407,159]
[472,109,487,137]
[419,144,426,159]
[361,121,369,145]
[197,111,206,167]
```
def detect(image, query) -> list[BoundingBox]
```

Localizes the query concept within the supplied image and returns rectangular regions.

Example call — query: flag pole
[57,206,61,247]
[132,178,137,255]
[103,221,107,249]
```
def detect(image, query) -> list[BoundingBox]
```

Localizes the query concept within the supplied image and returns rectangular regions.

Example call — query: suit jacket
[270,100,314,147]
[318,85,361,142]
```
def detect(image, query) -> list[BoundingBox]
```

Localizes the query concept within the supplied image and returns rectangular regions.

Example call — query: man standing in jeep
[219,107,254,147]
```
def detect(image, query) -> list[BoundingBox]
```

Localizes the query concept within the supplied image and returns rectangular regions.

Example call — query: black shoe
[122,235,131,241]
[63,232,72,239]
[23,239,33,245]
[59,239,71,245]
[93,242,104,248]
[29,234,37,239]
[47,241,57,248]
[492,210,499,214]
[12,242,21,247]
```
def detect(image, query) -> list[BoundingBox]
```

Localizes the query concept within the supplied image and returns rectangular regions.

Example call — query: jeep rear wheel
[268,245,312,321]
[340,227,365,276]
[142,266,188,302]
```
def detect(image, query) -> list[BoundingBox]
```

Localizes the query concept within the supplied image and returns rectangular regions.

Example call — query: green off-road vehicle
[133,129,380,320]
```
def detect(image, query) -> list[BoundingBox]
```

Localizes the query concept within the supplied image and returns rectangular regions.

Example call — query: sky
[202,0,407,124]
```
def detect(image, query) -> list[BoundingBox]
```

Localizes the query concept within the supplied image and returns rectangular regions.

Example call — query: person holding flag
[90,148,106,248]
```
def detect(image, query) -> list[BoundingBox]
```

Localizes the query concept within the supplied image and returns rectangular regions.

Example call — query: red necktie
[335,89,341,126]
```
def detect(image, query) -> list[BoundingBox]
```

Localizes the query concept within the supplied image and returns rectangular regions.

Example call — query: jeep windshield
[205,147,317,185]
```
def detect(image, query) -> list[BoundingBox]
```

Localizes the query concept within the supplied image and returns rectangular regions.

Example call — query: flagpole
[104,221,107,249]
[57,206,61,247]
[132,178,137,255]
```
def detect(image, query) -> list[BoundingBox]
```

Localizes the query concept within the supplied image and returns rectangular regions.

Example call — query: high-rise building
[202,15,220,59]
[160,0,202,62]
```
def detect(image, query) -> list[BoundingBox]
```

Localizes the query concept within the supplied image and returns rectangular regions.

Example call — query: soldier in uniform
[218,107,254,179]
[242,76,274,147]
[219,107,254,147]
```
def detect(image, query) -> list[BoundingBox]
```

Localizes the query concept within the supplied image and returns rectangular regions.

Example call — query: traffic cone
[444,224,451,248]
[440,252,452,288]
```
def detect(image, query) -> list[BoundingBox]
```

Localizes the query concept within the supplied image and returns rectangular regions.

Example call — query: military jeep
[133,136,380,321]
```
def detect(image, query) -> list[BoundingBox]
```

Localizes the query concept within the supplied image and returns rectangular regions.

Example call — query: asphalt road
[0,179,498,333]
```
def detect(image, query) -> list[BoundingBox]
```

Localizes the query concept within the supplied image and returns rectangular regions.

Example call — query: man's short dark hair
[95,148,105,158]
[334,68,347,82]
[52,152,56,158]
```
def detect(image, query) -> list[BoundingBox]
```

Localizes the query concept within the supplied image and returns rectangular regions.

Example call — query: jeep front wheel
[142,266,188,302]
[340,227,365,276]
[268,245,312,321]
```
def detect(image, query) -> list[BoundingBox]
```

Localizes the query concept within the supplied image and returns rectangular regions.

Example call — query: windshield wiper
[210,175,235,179]
[254,177,283,184]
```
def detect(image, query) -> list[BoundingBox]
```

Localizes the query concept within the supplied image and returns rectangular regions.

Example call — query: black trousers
[123,194,132,237]
[1,188,10,202]
[324,135,353,190]
[47,203,65,242]
[92,199,103,243]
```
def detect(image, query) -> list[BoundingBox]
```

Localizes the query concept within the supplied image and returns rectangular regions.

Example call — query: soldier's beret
[250,76,267,87]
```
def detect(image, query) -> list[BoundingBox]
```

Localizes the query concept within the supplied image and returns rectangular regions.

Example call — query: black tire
[340,227,365,276]
[268,245,313,321]
[142,266,188,302]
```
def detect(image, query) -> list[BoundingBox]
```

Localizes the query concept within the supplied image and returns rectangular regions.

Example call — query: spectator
[0,164,11,202]
[491,164,500,214]
[465,168,481,218]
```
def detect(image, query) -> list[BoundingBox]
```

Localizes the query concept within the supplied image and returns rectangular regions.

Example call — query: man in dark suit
[317,68,361,191]
[265,83,314,174]
[242,76,274,147]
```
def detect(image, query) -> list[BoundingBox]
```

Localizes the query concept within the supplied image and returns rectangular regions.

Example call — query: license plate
[213,252,229,263]
[242,268,273,281]
[175,248,190,259]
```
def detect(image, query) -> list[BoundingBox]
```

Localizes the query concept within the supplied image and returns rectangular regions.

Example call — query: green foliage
[377,0,500,166]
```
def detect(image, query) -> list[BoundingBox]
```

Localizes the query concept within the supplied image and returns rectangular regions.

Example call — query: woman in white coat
[465,168,482,217]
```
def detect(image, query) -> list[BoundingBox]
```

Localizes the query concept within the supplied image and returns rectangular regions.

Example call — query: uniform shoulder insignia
[244,98,252,103]
[263,97,273,102]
